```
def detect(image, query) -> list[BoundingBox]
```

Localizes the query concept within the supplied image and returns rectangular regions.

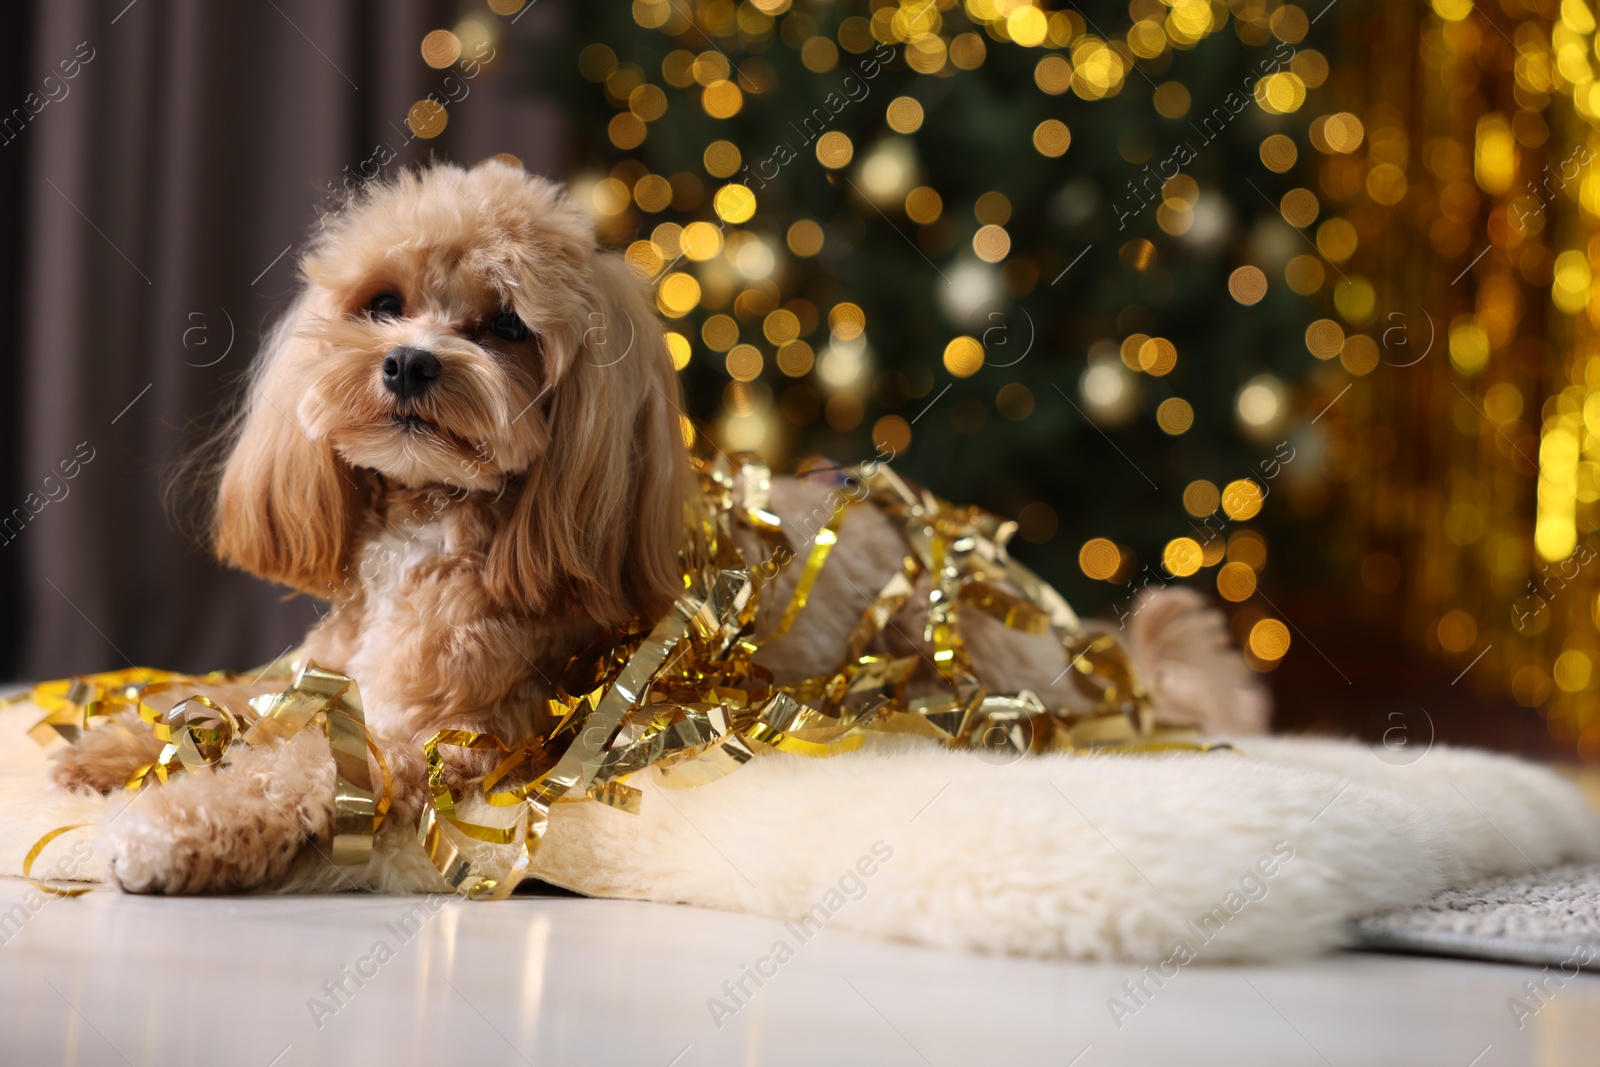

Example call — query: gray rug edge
[1348,924,1600,972]
[1348,861,1600,972]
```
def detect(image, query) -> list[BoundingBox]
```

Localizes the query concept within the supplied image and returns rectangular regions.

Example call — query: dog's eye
[489,309,530,342]
[368,292,404,320]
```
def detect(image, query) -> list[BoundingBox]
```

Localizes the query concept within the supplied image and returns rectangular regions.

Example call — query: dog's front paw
[48,721,166,795]
[104,732,336,894]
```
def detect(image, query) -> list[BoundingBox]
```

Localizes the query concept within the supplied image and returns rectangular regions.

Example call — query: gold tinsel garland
[17,451,1209,899]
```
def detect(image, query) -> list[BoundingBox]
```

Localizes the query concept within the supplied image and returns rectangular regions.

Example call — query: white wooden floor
[2,878,1597,1066]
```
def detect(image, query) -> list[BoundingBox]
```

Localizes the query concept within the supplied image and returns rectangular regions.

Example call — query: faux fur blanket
[3,698,1596,963]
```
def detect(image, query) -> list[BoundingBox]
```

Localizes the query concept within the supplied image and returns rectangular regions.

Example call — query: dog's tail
[1125,586,1272,735]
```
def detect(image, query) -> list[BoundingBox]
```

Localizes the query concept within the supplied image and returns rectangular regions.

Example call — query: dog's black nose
[381,347,441,398]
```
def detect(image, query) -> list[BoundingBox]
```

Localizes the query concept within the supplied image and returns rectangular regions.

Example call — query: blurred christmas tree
[531,0,1341,665]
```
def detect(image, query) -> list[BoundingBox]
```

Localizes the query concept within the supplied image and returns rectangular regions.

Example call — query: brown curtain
[8,0,564,680]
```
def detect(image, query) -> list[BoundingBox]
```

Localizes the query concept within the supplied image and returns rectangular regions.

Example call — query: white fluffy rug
[3,698,1597,963]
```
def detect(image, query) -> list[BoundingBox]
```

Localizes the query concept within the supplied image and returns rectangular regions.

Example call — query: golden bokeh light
[1157,201,1193,235]
[1127,19,1166,59]
[625,239,664,278]
[1554,649,1593,694]
[1184,479,1220,517]
[1333,276,1377,324]
[664,331,691,370]
[702,314,739,351]
[1079,538,1121,581]
[591,177,631,215]
[1156,397,1193,434]
[1320,112,1365,153]
[1138,337,1177,376]
[905,186,943,224]
[973,224,1011,262]
[1228,530,1268,570]
[406,99,448,139]
[1270,5,1308,43]
[703,140,741,177]
[1163,537,1203,578]
[1285,255,1325,295]
[608,112,646,149]
[657,272,702,317]
[1448,320,1490,375]
[776,340,814,377]
[873,414,912,454]
[661,49,695,87]
[949,31,986,69]
[1008,6,1048,46]
[1249,619,1292,661]
[633,174,672,212]
[801,36,838,72]
[1341,334,1380,376]
[681,221,724,260]
[1305,318,1345,359]
[829,302,866,340]
[1279,188,1319,228]
[690,51,729,85]
[1217,562,1258,602]
[421,30,461,69]
[578,43,617,82]
[762,309,800,345]
[1120,238,1156,271]
[713,184,756,224]
[886,95,924,132]
[1070,37,1125,99]
[1366,163,1408,206]
[1512,665,1551,708]
[1152,81,1191,119]
[629,83,668,121]
[836,15,872,52]
[1033,119,1071,157]
[787,219,824,256]
[1291,49,1328,88]
[815,131,854,169]
[1035,54,1072,94]
[1255,72,1306,114]
[1222,479,1265,521]
[1259,134,1298,172]
[1436,610,1478,654]
[975,192,1012,225]
[701,79,744,118]
[943,335,984,377]
[1119,334,1149,371]
[725,344,763,382]
[1228,266,1268,305]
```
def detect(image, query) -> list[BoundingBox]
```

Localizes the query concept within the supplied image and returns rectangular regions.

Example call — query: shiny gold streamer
[18,451,1216,901]
[23,824,95,898]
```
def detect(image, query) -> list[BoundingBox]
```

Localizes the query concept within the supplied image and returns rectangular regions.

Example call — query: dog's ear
[214,293,364,598]
[484,253,691,626]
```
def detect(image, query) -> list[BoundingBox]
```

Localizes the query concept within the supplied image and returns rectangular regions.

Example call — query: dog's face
[293,163,591,492]
[215,161,690,624]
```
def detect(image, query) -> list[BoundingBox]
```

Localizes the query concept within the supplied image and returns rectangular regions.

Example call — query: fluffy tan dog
[48,161,1266,894]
